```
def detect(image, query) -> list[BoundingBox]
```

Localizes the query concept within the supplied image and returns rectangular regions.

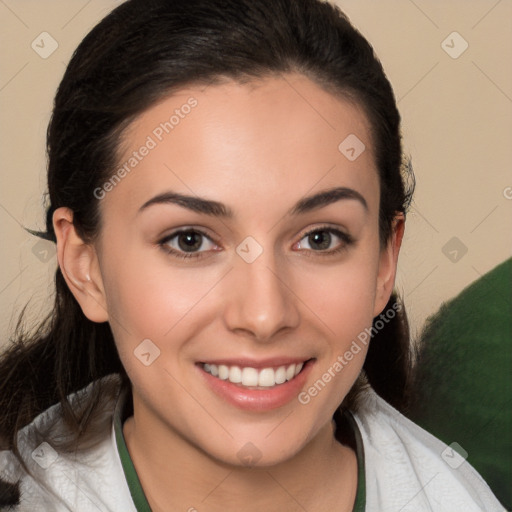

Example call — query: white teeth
[218,365,229,380]
[202,361,306,388]
[229,366,242,383]
[242,367,259,386]
[275,366,287,384]
[285,364,296,381]
[258,368,275,387]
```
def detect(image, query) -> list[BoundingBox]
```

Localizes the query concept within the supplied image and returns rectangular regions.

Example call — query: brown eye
[307,230,332,251]
[295,227,354,255]
[176,231,203,252]
[160,229,218,259]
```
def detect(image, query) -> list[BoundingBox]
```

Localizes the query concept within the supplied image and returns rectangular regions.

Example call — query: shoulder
[351,388,506,512]
[0,374,135,511]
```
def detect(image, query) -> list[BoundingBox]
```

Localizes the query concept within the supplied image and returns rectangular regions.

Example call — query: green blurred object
[408,258,512,510]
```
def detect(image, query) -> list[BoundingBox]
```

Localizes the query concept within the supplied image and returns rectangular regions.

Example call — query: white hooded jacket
[0,375,506,511]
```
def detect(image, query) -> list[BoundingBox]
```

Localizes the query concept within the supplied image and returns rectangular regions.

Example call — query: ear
[53,207,109,323]
[373,213,405,317]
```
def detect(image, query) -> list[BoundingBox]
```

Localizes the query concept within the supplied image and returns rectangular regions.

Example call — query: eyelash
[158,226,354,260]
[159,228,219,260]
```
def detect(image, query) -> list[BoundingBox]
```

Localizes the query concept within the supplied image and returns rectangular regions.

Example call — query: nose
[223,248,300,342]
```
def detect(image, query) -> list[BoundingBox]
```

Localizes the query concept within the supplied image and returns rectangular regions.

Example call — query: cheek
[294,248,379,402]
[99,253,223,405]
[100,247,223,351]
[298,253,380,340]
[100,246,225,381]
[313,271,376,326]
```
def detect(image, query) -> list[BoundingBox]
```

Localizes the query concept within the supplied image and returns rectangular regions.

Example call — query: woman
[0,0,505,510]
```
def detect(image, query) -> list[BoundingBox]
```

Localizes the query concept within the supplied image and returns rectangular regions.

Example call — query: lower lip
[197,361,314,412]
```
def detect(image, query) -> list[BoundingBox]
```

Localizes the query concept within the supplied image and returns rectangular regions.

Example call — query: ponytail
[0,266,127,462]
[363,292,414,411]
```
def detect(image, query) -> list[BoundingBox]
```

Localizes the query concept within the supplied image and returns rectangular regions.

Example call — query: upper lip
[198,357,314,369]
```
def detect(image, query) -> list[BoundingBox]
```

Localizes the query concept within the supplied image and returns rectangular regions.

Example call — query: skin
[54,73,404,511]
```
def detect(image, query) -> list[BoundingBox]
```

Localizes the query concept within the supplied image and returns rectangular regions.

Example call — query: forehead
[102,73,379,222]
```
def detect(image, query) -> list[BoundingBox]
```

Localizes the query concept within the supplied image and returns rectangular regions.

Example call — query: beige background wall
[1,0,511,347]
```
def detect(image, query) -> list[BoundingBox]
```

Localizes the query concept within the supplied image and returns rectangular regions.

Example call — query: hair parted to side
[0,0,414,504]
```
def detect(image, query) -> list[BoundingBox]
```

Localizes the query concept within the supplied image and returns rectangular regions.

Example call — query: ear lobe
[373,214,405,316]
[53,207,109,323]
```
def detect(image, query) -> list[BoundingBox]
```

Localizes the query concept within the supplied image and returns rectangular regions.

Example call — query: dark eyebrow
[139,191,234,218]
[290,186,368,215]
[138,186,367,217]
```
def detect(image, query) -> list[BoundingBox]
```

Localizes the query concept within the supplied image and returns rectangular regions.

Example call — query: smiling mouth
[200,360,312,389]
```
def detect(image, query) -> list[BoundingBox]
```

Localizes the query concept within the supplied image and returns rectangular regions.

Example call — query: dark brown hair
[0,0,414,505]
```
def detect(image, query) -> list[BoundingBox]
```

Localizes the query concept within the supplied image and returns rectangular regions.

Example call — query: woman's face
[87,74,399,466]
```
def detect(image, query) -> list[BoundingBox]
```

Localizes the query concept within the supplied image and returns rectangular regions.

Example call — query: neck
[123,395,357,512]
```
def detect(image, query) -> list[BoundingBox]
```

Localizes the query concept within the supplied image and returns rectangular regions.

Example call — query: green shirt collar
[114,388,152,512]
[114,389,365,511]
